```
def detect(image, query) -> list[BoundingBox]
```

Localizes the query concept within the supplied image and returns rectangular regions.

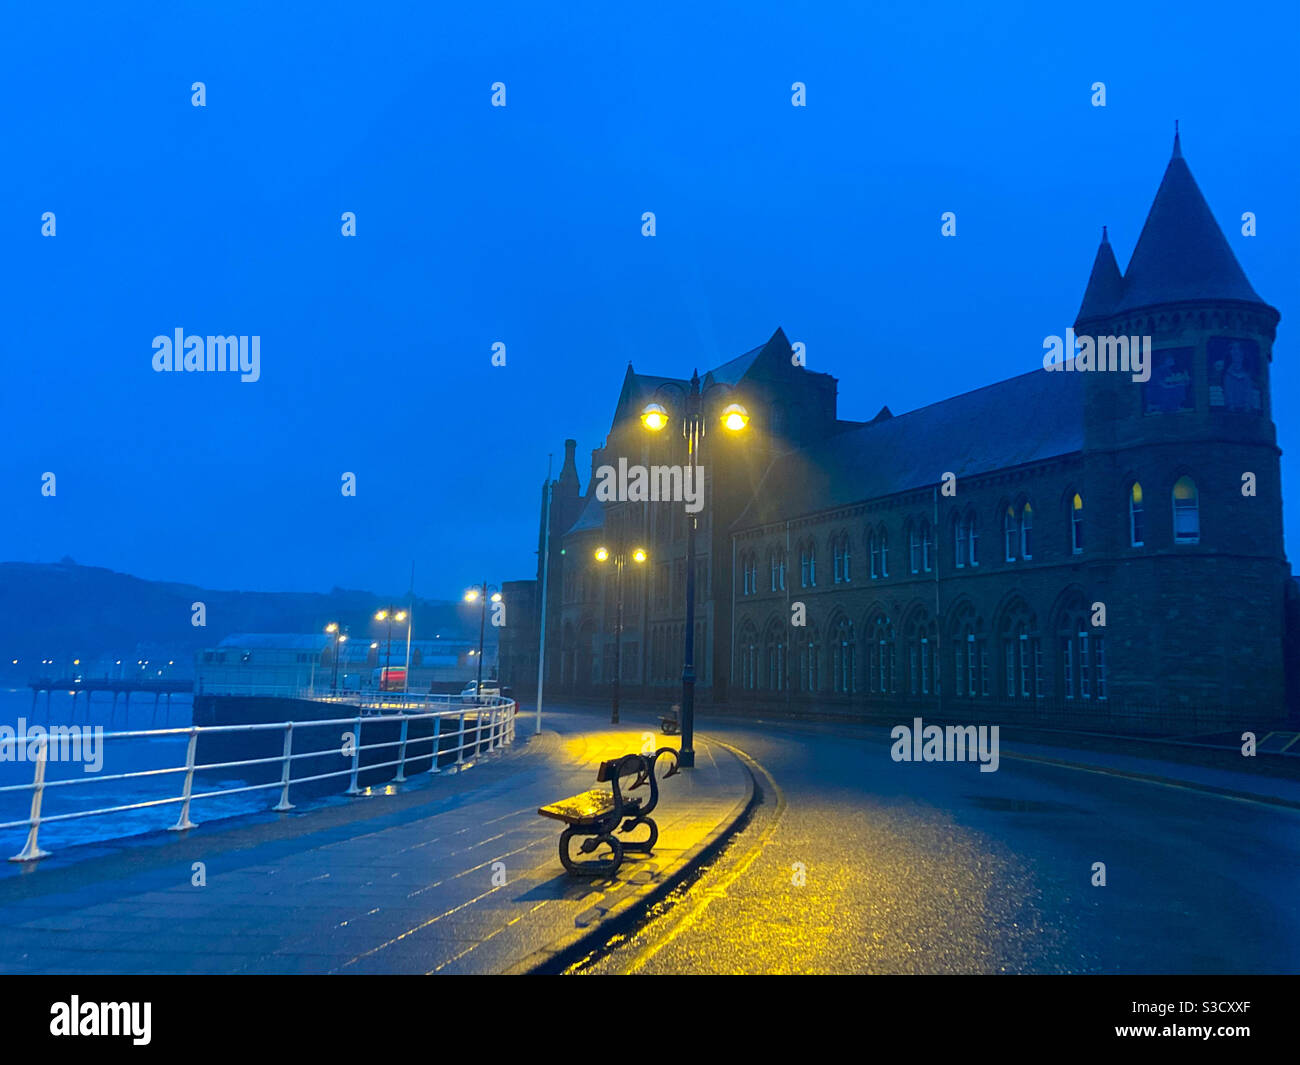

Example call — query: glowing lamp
[640,403,668,431]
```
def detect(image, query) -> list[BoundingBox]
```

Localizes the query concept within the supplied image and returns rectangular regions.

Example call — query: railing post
[430,713,442,775]
[455,712,466,768]
[346,716,362,795]
[10,738,51,862]
[474,708,485,759]
[274,722,295,811]
[170,727,199,831]
[394,716,410,783]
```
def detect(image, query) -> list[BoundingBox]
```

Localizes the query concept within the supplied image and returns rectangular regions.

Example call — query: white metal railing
[0,696,517,862]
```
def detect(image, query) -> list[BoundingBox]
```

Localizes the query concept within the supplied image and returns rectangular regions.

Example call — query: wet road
[580,718,1300,974]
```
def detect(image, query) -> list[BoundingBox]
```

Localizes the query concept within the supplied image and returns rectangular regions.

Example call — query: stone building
[516,134,1294,724]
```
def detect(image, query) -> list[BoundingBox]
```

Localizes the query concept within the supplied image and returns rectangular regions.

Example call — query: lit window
[1071,493,1083,555]
[1130,483,1145,546]
[1173,476,1199,543]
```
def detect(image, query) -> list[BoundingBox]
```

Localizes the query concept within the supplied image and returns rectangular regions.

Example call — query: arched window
[764,620,786,691]
[998,599,1040,701]
[1071,493,1083,554]
[832,535,851,583]
[770,548,786,591]
[869,529,880,579]
[965,511,979,566]
[921,521,933,572]
[1056,593,1107,702]
[904,611,938,696]
[867,614,896,696]
[879,528,889,577]
[908,522,920,574]
[739,621,758,691]
[1173,477,1199,543]
[800,542,816,588]
[949,602,986,699]
[831,616,855,694]
[1004,506,1017,561]
[954,513,967,569]
[1129,482,1144,546]
[798,624,821,693]
[1020,503,1033,560]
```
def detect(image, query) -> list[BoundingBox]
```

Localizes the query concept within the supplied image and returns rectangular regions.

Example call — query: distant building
[196,633,489,695]
[497,579,538,699]
[506,134,1293,722]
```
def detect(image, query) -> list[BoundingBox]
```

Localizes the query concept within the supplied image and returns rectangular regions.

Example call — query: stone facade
[516,136,1293,726]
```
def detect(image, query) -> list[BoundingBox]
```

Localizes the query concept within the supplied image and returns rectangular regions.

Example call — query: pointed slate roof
[564,493,606,536]
[1075,226,1123,323]
[705,328,792,387]
[1114,132,1264,313]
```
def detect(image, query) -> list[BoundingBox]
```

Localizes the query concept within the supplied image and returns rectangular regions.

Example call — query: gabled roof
[1114,132,1265,313]
[613,328,793,431]
[734,369,1085,529]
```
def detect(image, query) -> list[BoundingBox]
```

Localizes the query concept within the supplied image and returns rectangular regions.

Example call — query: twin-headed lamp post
[373,608,409,690]
[640,370,749,768]
[464,584,502,695]
[593,544,647,724]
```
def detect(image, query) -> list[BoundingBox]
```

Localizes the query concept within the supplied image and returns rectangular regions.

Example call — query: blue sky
[1,0,1296,599]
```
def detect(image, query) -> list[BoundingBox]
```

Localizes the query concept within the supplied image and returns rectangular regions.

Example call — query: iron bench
[539,747,679,875]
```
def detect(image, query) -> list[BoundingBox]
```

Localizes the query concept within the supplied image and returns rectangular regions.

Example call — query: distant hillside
[0,561,495,682]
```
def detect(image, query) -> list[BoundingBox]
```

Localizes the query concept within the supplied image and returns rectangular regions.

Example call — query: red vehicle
[372,667,407,691]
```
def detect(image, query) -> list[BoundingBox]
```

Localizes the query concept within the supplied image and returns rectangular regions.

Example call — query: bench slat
[538,788,616,825]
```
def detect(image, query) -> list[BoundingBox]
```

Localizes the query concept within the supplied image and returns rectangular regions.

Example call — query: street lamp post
[325,623,349,692]
[373,608,408,691]
[593,544,648,724]
[464,584,502,696]
[641,369,749,768]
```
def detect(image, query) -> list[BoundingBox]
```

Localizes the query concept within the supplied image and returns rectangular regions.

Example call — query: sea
[0,686,275,857]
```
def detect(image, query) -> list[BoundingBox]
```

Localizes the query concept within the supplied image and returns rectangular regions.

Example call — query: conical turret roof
[1075,226,1124,323]
[1114,131,1264,313]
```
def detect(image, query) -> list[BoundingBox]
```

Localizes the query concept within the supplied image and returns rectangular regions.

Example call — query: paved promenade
[0,710,751,974]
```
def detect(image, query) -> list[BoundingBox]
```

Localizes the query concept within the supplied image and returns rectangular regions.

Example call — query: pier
[26,677,194,715]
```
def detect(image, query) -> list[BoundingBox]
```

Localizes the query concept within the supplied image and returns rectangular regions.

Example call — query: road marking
[1000,750,1300,810]
[616,738,783,975]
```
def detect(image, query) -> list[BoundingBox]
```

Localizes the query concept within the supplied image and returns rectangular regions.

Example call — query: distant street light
[593,544,648,724]
[464,584,502,696]
[325,623,350,691]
